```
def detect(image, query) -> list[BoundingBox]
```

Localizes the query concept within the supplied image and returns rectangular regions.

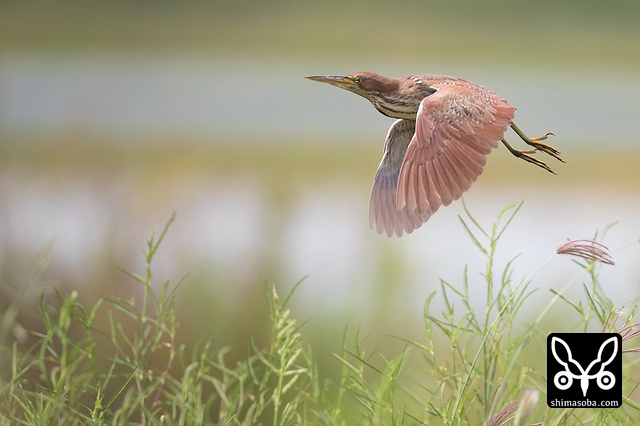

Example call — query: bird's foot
[526,133,565,163]
[510,123,565,163]
[515,150,556,174]
[530,133,554,143]
[501,139,556,174]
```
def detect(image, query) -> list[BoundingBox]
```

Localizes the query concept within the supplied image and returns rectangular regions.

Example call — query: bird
[306,71,564,237]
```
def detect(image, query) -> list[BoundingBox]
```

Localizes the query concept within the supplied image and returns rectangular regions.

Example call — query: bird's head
[306,72,399,102]
[306,71,426,119]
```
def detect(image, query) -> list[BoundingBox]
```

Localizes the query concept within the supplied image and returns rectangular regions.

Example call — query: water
[1,51,639,144]
[1,168,638,322]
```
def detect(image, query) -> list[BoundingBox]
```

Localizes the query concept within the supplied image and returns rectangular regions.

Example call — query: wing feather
[433,156,457,206]
[397,84,515,221]
[369,119,423,237]
[423,160,443,210]
[370,82,515,237]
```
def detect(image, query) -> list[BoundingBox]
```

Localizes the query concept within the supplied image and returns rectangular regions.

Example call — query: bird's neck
[370,95,420,120]
[368,78,434,120]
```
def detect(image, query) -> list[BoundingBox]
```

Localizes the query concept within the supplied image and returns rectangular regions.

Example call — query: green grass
[1,205,639,424]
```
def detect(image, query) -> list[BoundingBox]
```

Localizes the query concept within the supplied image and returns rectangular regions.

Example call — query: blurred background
[1,0,639,379]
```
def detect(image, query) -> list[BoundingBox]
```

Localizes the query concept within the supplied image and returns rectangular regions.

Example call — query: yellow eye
[353,76,362,84]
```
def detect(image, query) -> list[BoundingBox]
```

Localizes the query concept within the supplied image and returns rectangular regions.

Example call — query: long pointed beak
[305,75,353,89]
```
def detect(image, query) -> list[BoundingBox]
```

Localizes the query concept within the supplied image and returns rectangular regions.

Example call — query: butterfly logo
[550,335,618,397]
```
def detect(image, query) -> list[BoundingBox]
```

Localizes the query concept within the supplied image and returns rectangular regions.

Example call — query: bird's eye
[353,76,362,84]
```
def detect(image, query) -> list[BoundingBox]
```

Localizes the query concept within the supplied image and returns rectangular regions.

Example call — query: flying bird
[307,72,564,237]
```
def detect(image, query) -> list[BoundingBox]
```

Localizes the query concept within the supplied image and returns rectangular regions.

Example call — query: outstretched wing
[369,119,428,237]
[396,84,515,218]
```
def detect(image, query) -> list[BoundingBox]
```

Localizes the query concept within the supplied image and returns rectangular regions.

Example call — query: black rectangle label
[547,333,622,408]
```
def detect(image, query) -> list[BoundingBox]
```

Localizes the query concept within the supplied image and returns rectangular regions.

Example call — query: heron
[306,71,564,237]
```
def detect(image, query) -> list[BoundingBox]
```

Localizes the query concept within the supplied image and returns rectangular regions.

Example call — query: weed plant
[0,205,638,425]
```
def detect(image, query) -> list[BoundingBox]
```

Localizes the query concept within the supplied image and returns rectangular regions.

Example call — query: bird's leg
[501,139,556,174]
[510,122,565,163]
